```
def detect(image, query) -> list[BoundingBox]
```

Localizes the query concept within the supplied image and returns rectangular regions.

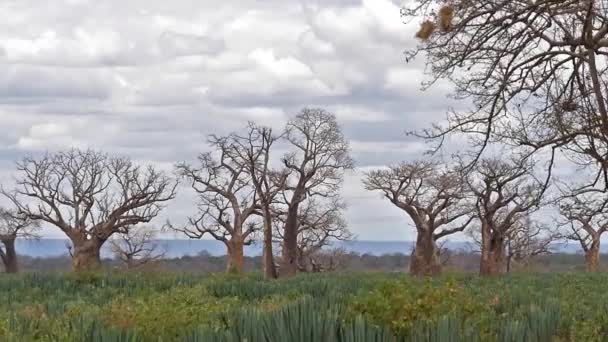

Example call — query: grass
[1,271,608,341]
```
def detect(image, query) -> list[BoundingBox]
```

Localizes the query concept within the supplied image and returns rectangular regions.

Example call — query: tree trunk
[480,231,506,276]
[410,228,441,277]
[226,238,245,274]
[71,238,102,272]
[0,238,18,274]
[262,208,277,279]
[280,205,299,278]
[585,240,600,272]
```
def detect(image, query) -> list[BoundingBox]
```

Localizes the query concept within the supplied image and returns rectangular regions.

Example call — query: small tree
[274,197,352,272]
[3,149,177,272]
[465,158,544,276]
[305,247,350,273]
[364,161,472,276]
[175,136,259,274]
[0,208,39,273]
[504,216,559,272]
[279,108,353,277]
[110,226,165,269]
[559,190,608,272]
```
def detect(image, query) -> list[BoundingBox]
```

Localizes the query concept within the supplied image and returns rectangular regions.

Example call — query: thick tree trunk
[262,209,277,279]
[280,205,299,278]
[226,238,245,274]
[71,238,102,272]
[410,228,441,277]
[0,239,18,274]
[585,240,600,272]
[480,231,506,276]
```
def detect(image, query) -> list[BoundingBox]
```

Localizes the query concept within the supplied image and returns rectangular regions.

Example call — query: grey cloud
[0,0,464,241]
[0,65,112,101]
[158,32,225,57]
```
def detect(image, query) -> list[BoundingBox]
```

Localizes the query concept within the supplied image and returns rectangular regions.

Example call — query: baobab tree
[465,158,545,276]
[364,161,473,276]
[110,225,166,269]
[405,0,608,184]
[559,190,608,272]
[274,197,352,272]
[2,149,177,272]
[174,135,259,274]
[279,108,353,277]
[0,208,39,273]
[226,124,287,279]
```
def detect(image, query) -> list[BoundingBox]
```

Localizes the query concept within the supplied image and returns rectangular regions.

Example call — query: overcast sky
[0,0,471,241]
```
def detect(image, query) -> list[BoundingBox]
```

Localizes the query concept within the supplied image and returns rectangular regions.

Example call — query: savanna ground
[2,271,608,342]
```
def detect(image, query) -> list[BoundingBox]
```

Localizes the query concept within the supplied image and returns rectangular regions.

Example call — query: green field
[2,272,608,341]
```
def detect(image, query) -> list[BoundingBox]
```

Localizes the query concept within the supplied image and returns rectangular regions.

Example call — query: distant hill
[14,239,584,258]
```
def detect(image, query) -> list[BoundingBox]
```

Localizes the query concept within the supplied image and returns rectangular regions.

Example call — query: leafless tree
[505,216,560,272]
[364,160,473,277]
[2,149,177,272]
[278,108,354,277]
[304,247,350,273]
[0,208,39,273]
[274,197,352,273]
[559,189,608,272]
[464,158,545,276]
[174,135,260,274]
[110,225,166,269]
[468,213,559,272]
[404,0,608,187]
[225,124,287,279]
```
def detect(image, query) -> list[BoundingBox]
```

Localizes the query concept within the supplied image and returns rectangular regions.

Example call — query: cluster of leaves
[347,278,492,337]
[349,273,608,341]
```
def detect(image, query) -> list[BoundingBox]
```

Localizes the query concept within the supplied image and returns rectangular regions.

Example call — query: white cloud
[0,0,461,240]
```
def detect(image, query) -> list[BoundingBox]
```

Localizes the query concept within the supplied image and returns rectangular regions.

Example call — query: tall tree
[404,0,608,185]
[279,108,353,277]
[227,124,287,279]
[175,135,259,274]
[465,158,544,276]
[559,190,608,272]
[0,208,39,273]
[2,149,177,272]
[364,161,472,276]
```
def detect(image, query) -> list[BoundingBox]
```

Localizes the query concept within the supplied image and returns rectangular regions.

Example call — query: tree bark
[262,208,277,279]
[280,205,300,278]
[410,228,441,277]
[585,240,601,272]
[71,238,102,272]
[480,232,506,276]
[226,238,245,274]
[0,238,18,274]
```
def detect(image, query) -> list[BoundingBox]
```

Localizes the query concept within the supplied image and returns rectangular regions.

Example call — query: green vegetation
[2,272,608,341]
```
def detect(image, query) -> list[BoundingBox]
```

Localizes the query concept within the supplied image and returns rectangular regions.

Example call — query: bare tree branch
[1,149,177,271]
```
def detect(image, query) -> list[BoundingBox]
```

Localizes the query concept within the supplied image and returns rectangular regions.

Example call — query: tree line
[0,107,605,277]
[0,109,354,278]
[1,0,607,278]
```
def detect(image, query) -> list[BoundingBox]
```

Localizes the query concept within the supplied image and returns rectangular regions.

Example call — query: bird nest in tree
[439,5,455,32]
[416,20,436,40]
[560,100,578,112]
[416,4,455,41]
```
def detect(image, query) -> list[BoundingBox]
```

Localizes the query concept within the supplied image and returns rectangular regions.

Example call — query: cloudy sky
[0,0,466,241]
